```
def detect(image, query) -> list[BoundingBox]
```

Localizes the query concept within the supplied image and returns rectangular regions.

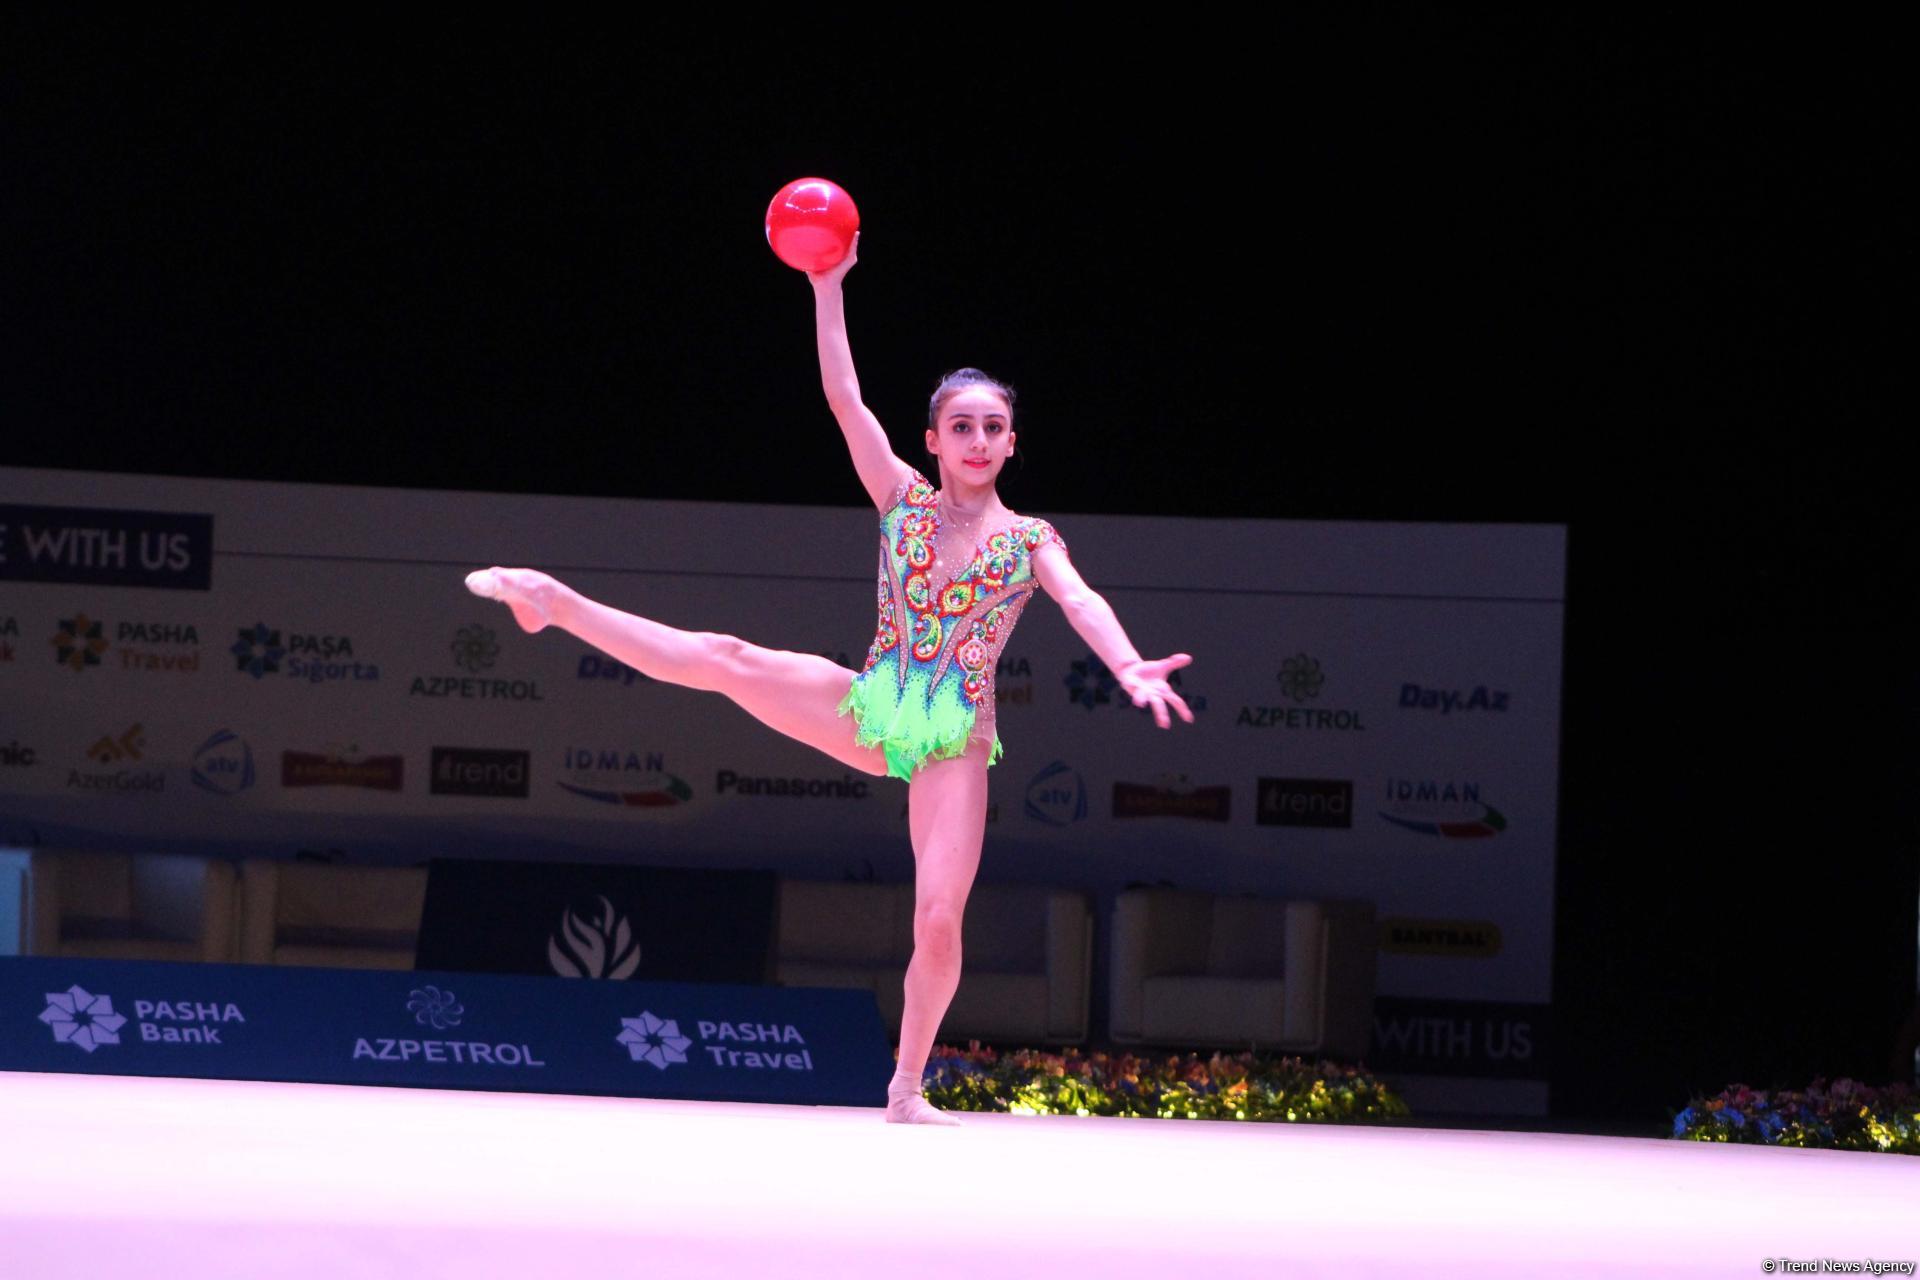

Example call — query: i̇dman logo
[430,748,531,799]
[1380,778,1508,838]
[1399,682,1511,715]
[558,747,692,808]
[1257,778,1354,829]
[411,624,544,702]
[1238,653,1367,731]
[232,622,379,685]
[1112,775,1231,821]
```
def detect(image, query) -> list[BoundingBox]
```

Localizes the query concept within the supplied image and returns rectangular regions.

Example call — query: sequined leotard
[837,467,1068,781]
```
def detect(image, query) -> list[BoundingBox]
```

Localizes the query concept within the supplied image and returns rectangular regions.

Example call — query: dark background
[3,14,1908,1128]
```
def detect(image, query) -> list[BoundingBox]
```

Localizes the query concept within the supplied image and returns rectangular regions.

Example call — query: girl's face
[925,387,1015,490]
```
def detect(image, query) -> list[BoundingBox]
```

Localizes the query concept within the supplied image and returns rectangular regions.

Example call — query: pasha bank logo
[40,985,246,1050]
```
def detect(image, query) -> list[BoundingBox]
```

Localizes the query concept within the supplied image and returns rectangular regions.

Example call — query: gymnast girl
[466,233,1193,1124]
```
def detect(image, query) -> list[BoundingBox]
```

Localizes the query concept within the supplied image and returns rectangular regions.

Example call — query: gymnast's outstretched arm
[808,233,912,512]
[1032,540,1194,729]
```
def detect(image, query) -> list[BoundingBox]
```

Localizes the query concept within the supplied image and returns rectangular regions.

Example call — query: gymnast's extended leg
[885,747,990,1126]
[467,568,886,777]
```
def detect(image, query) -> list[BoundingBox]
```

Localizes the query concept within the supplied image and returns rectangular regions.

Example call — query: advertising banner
[0,466,1566,1114]
[0,954,892,1106]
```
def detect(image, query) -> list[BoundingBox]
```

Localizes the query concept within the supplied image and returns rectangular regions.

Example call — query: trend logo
[191,730,256,796]
[40,985,128,1053]
[88,724,146,764]
[617,1012,692,1069]
[51,614,109,672]
[450,624,500,674]
[550,895,642,980]
[230,623,286,678]
[1025,760,1088,826]
[406,985,466,1030]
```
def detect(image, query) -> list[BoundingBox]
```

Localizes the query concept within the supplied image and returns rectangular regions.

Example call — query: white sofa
[237,859,426,970]
[774,879,1092,1044]
[27,850,236,963]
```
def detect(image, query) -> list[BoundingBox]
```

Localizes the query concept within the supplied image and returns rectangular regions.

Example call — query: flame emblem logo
[548,894,641,980]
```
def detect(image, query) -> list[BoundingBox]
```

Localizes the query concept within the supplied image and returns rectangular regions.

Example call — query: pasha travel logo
[1237,653,1367,731]
[50,613,109,672]
[68,725,165,794]
[1025,760,1088,826]
[558,747,692,808]
[231,622,379,684]
[0,614,17,662]
[1379,778,1508,838]
[40,984,246,1051]
[351,987,547,1068]
[615,1013,818,1074]
[281,744,405,791]
[551,895,642,979]
[995,654,1034,707]
[1398,682,1512,716]
[191,730,256,796]
[617,1012,692,1069]
[410,624,545,702]
[53,614,202,674]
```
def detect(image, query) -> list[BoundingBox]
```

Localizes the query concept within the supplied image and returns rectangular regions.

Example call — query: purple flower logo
[41,985,128,1053]
[617,1012,691,1070]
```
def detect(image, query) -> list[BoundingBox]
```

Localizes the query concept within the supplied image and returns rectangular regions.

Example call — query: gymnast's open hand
[1116,654,1195,729]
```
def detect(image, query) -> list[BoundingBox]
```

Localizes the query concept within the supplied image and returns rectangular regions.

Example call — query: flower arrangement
[1670,1078,1920,1154]
[917,1041,1409,1122]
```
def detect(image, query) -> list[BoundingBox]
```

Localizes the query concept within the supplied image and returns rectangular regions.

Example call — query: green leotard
[837,468,1068,781]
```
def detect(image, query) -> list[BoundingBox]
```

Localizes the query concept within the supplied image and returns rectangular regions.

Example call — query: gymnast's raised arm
[809,233,912,512]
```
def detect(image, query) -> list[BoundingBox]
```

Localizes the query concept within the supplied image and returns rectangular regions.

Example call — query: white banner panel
[1,466,1566,1113]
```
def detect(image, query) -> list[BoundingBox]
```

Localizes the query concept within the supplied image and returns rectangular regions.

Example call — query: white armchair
[27,850,236,963]
[238,859,426,970]
[1109,888,1376,1059]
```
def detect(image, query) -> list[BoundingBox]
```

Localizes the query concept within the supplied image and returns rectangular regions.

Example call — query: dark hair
[927,367,1016,427]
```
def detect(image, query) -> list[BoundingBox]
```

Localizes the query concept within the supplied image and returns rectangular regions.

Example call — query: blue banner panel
[0,503,213,590]
[0,956,893,1107]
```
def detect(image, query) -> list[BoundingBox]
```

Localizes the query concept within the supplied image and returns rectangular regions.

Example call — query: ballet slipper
[464,568,555,634]
[885,1088,964,1126]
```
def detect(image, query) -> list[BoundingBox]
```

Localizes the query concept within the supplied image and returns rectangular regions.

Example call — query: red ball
[765,177,860,273]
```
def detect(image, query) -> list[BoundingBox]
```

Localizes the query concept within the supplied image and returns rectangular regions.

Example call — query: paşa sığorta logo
[549,894,642,980]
